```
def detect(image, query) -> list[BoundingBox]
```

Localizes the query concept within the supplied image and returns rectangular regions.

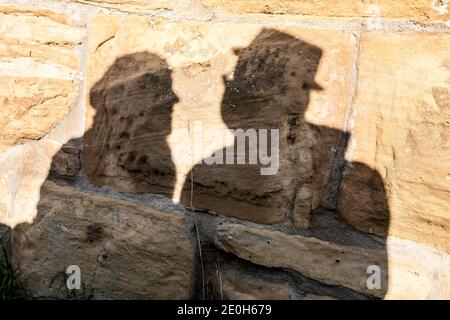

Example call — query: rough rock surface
[0,6,85,227]
[216,223,388,298]
[0,6,84,153]
[220,271,290,300]
[304,294,337,300]
[338,33,450,253]
[74,0,176,12]
[12,181,195,299]
[216,223,450,299]
[50,142,81,178]
[0,77,78,152]
[202,0,450,24]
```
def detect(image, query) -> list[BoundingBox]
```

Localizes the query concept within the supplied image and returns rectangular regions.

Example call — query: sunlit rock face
[0,6,84,153]
[84,15,354,226]
[0,77,78,153]
[338,33,450,252]
[76,0,176,12]
[201,0,450,24]
[0,6,85,227]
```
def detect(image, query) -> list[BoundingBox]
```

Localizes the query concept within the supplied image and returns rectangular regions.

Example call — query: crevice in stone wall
[323,31,360,211]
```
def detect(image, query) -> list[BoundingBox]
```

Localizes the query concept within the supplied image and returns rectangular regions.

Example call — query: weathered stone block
[216,223,450,299]
[74,0,175,12]
[220,271,290,300]
[0,141,61,228]
[12,181,195,299]
[50,142,81,178]
[304,294,337,300]
[0,6,86,228]
[338,32,450,253]
[216,223,388,298]
[0,77,78,153]
[202,0,450,24]
[0,6,85,70]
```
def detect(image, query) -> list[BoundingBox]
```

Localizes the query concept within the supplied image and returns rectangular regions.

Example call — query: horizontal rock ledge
[216,223,450,299]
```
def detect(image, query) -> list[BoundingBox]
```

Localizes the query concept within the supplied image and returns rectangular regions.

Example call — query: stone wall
[0,0,449,299]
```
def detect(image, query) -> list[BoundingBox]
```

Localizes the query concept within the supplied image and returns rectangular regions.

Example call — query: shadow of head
[181,29,329,221]
[221,28,323,129]
[83,52,179,195]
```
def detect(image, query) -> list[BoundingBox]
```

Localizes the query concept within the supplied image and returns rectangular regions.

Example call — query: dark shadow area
[180,29,344,226]
[84,52,179,198]
[2,29,390,299]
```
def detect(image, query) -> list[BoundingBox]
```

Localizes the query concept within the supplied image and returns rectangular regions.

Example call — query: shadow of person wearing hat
[179,28,390,298]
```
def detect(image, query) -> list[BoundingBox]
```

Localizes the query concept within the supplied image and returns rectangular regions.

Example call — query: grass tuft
[0,246,30,300]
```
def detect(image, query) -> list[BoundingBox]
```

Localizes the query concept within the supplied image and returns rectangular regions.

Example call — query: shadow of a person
[84,52,179,198]
[180,29,335,226]
[6,52,187,299]
[179,29,390,297]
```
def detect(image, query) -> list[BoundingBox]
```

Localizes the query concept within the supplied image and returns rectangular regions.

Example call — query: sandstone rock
[216,223,450,299]
[212,266,290,300]
[304,294,337,300]
[0,6,85,153]
[74,0,175,12]
[0,6,84,71]
[12,181,195,299]
[221,273,290,300]
[216,223,388,298]
[338,32,450,253]
[0,6,85,45]
[202,0,450,24]
[0,38,81,71]
[385,237,450,299]
[50,142,81,178]
[337,162,389,237]
[0,141,62,228]
[73,0,213,19]
[85,14,354,226]
[0,223,9,250]
[0,77,79,153]
[0,6,85,230]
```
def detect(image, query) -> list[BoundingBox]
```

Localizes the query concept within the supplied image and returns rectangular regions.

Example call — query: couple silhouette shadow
[18,28,390,298]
